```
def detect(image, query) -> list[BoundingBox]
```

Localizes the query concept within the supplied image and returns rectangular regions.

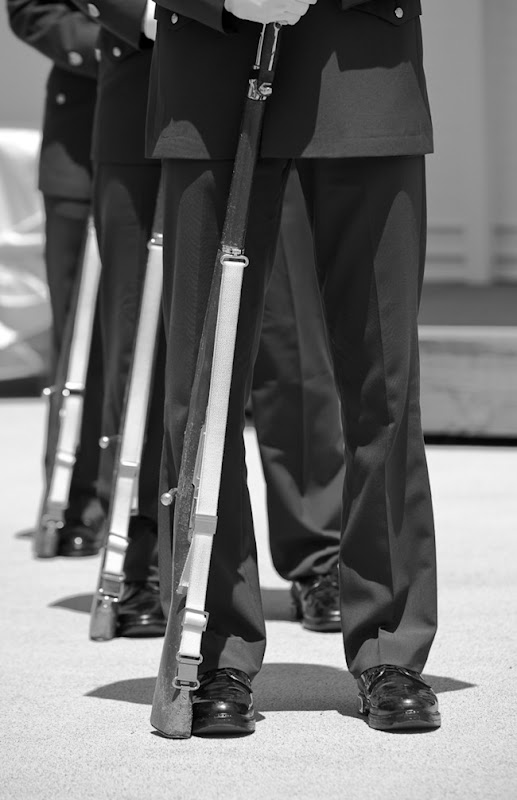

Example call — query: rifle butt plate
[150,688,193,739]
[33,520,61,558]
[89,594,119,641]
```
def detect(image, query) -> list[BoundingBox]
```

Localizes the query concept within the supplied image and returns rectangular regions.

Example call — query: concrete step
[419,325,517,437]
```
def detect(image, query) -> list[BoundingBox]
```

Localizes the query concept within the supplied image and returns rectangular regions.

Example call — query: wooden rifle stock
[90,187,164,640]
[151,22,283,739]
[35,219,101,557]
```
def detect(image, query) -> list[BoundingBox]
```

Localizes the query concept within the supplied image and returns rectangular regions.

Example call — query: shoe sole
[358,695,441,731]
[193,715,255,737]
[300,616,341,632]
[117,622,166,638]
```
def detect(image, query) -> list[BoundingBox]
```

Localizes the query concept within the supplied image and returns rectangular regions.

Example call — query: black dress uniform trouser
[159,155,438,680]
[93,163,162,583]
[94,163,344,584]
[43,196,103,525]
[252,170,344,580]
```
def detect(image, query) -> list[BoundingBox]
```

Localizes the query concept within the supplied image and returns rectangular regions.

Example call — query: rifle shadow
[86,665,474,721]
[50,593,93,613]
[14,528,34,540]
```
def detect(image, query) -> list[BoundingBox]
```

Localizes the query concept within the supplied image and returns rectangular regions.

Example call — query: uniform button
[112,46,122,57]
[67,51,83,66]
[394,7,404,18]
[87,3,100,16]
[55,93,66,105]
[171,13,179,24]
[94,48,101,62]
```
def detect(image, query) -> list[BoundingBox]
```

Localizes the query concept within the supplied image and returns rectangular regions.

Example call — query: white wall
[423,0,517,283]
[0,6,48,129]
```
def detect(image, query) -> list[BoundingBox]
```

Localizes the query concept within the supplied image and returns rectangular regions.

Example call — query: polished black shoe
[291,566,341,632]
[116,582,166,638]
[192,668,255,736]
[56,521,103,557]
[357,665,441,731]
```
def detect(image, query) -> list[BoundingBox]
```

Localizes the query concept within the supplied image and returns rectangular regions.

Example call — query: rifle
[151,22,283,739]
[90,195,163,641]
[35,219,101,558]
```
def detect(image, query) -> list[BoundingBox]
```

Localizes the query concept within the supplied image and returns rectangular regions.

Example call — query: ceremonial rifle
[151,22,283,739]
[90,194,164,640]
[35,219,101,557]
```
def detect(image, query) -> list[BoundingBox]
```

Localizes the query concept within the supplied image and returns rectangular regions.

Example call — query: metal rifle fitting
[98,434,121,449]
[173,653,204,691]
[161,488,177,506]
[247,79,273,101]
[219,249,249,269]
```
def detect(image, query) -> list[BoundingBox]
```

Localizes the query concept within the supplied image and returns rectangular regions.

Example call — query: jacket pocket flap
[348,0,422,25]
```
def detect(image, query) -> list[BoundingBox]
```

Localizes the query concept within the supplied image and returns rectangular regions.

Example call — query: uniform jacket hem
[150,132,434,161]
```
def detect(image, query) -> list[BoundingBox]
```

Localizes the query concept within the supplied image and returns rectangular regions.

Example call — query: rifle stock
[35,220,101,558]
[150,260,222,737]
[151,23,283,739]
[90,214,164,641]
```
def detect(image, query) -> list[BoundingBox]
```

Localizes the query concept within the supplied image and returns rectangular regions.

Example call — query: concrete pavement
[1,398,517,799]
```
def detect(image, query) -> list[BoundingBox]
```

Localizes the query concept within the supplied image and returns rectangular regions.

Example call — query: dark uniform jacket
[7,0,99,199]
[71,0,154,164]
[147,0,433,160]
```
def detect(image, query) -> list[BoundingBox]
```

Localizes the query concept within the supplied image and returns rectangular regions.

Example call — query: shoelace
[304,569,339,600]
[199,668,251,693]
[364,665,429,692]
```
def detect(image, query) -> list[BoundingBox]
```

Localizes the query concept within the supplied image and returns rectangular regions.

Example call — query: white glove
[224,0,317,26]
[142,0,157,40]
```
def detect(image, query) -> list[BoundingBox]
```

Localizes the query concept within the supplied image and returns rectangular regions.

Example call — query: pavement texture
[1,398,517,800]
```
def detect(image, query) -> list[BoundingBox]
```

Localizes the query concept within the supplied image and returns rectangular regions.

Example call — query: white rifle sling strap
[102,233,164,585]
[175,251,248,688]
[46,220,101,514]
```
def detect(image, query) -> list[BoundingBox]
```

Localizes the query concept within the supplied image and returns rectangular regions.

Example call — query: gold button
[171,13,179,24]
[112,46,122,57]
[87,3,100,16]
[67,51,83,66]
[55,93,66,105]
[394,7,404,19]
[94,48,101,62]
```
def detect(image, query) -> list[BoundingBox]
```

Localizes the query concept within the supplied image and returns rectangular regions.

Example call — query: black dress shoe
[357,665,441,731]
[192,668,255,736]
[116,582,166,638]
[291,566,341,631]
[56,521,103,557]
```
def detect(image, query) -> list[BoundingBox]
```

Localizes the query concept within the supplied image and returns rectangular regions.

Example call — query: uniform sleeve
[6,0,99,79]
[155,0,229,34]
[70,0,150,49]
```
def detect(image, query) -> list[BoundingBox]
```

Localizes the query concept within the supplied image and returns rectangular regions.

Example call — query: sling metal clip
[173,653,204,691]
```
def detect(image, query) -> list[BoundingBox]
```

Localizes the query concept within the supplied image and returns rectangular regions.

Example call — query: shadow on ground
[14,528,34,540]
[86,665,474,720]
[51,588,293,621]
[50,593,94,613]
